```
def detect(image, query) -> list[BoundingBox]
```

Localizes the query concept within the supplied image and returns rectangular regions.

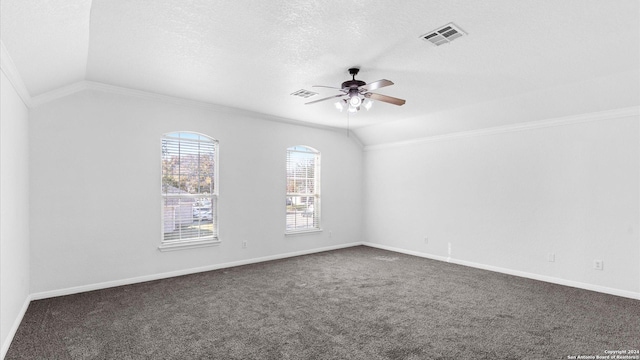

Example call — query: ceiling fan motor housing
[342,79,366,91]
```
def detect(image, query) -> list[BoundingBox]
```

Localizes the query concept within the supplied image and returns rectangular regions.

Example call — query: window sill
[285,229,323,236]
[158,238,221,252]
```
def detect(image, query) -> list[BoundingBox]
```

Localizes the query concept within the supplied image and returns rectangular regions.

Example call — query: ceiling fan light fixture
[348,105,359,113]
[334,100,345,112]
[349,95,362,107]
[363,98,373,110]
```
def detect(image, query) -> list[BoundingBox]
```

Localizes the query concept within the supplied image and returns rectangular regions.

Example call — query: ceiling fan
[306,68,406,112]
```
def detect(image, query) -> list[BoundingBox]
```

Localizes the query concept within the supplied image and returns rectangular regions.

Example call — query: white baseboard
[1,294,31,360]
[363,242,640,300]
[30,242,363,301]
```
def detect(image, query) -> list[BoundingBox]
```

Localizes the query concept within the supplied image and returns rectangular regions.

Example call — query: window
[286,145,321,233]
[160,132,219,250]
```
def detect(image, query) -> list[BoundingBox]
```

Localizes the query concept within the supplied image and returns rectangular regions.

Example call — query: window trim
[284,228,323,237]
[285,145,321,234]
[159,132,220,251]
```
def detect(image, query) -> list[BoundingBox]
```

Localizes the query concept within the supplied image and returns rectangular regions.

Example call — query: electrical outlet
[548,253,555,262]
[242,241,247,249]
[594,260,603,270]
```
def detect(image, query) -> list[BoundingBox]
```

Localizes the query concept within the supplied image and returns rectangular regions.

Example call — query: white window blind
[286,145,321,233]
[161,132,219,250]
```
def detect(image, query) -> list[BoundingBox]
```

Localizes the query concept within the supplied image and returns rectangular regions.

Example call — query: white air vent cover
[420,22,466,46]
[291,89,318,98]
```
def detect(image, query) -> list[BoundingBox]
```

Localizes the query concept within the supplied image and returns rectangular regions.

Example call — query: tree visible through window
[286,145,321,233]
[161,132,219,250]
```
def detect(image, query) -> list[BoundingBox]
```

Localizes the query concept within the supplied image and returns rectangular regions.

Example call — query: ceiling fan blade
[312,85,347,91]
[359,79,394,92]
[365,92,406,106]
[305,94,346,105]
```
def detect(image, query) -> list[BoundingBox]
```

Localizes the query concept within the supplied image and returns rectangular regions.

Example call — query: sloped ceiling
[1,0,639,146]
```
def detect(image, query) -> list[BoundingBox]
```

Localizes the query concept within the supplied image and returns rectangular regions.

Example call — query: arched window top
[163,131,217,143]
[287,145,318,153]
[286,146,320,167]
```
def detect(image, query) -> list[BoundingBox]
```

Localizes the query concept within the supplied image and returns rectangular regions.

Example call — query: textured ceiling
[1,0,639,143]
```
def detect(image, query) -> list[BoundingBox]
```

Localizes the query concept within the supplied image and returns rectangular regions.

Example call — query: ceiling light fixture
[363,98,373,111]
[349,95,362,107]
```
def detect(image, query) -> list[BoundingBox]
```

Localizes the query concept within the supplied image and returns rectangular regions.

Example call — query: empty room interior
[1,0,639,359]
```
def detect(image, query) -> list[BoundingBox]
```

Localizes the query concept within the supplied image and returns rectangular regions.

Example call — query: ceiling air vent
[420,22,466,46]
[291,89,318,98]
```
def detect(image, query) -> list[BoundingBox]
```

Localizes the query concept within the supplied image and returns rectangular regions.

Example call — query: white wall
[363,112,640,297]
[0,71,30,355]
[28,88,363,295]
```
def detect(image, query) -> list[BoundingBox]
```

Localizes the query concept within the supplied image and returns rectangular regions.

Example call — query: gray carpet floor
[6,246,640,359]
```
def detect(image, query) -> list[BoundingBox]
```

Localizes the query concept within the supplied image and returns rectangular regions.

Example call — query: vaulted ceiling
[2,0,639,145]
